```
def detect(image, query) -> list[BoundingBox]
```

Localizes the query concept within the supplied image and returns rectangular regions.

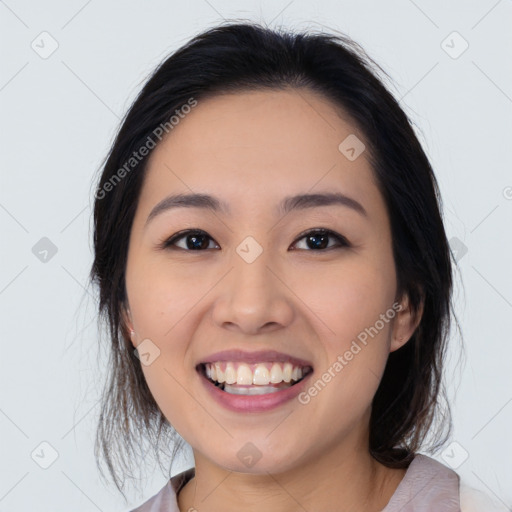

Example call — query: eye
[290,228,350,251]
[159,228,350,252]
[160,229,220,251]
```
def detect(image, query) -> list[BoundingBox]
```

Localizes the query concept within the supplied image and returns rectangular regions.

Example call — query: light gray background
[1,1,511,510]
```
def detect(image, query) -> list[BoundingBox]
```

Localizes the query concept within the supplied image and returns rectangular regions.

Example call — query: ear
[390,293,424,352]
[120,302,137,347]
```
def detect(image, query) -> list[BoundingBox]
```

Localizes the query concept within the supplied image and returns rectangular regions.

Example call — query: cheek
[126,256,204,337]
[125,258,209,430]
[292,254,397,347]
[137,357,199,442]
[291,255,397,410]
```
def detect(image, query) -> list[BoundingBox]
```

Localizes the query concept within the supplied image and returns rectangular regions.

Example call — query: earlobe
[121,305,137,346]
[390,294,424,352]
[390,332,407,352]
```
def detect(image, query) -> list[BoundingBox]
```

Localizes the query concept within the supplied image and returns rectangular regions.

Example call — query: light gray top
[130,453,498,511]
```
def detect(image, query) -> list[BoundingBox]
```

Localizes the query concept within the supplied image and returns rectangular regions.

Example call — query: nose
[211,250,295,335]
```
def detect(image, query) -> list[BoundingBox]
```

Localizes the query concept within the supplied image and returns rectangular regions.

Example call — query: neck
[177,430,406,512]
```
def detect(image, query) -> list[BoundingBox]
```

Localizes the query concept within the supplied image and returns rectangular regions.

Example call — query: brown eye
[291,229,350,251]
[162,229,219,251]
[159,228,349,252]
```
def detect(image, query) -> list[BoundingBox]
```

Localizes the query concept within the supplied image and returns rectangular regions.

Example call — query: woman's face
[123,88,418,473]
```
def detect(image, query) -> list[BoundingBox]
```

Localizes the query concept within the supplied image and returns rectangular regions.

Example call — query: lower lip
[198,368,313,413]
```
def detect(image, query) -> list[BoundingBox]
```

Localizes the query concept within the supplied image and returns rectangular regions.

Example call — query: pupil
[187,234,208,250]
[308,233,328,249]
[184,232,329,250]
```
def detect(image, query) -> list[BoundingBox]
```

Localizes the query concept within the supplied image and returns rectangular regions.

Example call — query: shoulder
[130,467,195,512]
[382,453,461,511]
[459,481,510,512]
[383,453,508,512]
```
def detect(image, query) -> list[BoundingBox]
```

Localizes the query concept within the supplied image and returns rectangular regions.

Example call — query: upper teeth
[205,362,306,386]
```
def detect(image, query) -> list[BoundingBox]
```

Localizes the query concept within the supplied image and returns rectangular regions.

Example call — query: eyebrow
[145,191,367,228]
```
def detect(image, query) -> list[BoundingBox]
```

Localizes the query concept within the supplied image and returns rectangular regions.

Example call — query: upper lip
[198,349,313,368]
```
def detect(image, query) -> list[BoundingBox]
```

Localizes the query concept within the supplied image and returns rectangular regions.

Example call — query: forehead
[139,89,382,218]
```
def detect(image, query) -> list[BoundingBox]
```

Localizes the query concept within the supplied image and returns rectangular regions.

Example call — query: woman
[89,21,505,511]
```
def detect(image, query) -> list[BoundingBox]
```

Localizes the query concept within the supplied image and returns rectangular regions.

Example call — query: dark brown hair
[89,20,456,498]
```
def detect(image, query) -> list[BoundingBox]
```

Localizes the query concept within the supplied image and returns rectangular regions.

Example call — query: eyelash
[158,228,350,252]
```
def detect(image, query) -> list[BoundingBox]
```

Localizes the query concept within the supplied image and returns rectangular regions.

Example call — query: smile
[199,361,313,396]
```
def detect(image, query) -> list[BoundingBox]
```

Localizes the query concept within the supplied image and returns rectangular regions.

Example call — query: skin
[122,88,423,512]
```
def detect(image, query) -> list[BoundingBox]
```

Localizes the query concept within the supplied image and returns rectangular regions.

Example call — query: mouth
[196,361,314,396]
